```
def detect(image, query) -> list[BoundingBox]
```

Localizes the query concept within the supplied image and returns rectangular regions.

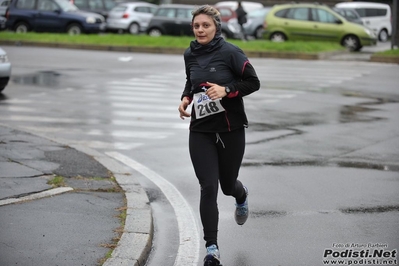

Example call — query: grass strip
[0,31,345,53]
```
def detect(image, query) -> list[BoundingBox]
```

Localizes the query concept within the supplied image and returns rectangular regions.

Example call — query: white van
[335,2,392,42]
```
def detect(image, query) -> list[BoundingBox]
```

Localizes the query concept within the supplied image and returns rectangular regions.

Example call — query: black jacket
[181,38,260,133]
[236,6,247,25]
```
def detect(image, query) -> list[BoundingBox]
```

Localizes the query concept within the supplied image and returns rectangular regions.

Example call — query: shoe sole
[204,254,222,266]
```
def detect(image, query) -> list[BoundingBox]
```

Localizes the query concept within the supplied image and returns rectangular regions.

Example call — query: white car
[106,2,158,34]
[0,47,11,92]
[335,1,392,42]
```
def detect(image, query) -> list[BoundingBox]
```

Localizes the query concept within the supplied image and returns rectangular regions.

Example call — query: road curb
[370,54,399,64]
[0,123,153,266]
[244,49,350,60]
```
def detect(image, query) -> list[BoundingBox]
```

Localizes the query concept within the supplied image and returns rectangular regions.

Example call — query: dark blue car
[5,0,105,34]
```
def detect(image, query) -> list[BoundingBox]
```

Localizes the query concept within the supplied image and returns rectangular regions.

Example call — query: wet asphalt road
[0,44,398,266]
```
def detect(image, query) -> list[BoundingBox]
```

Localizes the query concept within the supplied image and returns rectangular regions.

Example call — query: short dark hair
[191,5,221,29]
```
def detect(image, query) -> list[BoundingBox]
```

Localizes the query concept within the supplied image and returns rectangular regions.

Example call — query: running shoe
[204,244,221,266]
[235,186,249,225]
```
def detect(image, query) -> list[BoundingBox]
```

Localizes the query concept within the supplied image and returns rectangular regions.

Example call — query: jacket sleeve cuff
[226,85,239,98]
[227,91,239,98]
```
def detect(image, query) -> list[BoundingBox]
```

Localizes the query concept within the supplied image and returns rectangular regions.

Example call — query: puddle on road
[340,205,399,214]
[12,71,61,87]
[337,161,399,172]
[339,105,383,123]
[242,160,398,172]
[250,206,399,220]
[339,91,399,123]
[244,91,399,172]
[343,91,399,104]
[251,210,287,219]
[242,160,324,168]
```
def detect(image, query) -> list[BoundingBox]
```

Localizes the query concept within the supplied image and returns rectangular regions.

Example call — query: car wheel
[14,22,30,33]
[148,28,162,37]
[221,30,228,39]
[342,34,361,51]
[67,23,82,35]
[128,23,140,35]
[254,27,263,39]
[270,32,286,42]
[378,29,388,42]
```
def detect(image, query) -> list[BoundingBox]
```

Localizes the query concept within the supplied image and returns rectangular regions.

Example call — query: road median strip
[0,39,344,60]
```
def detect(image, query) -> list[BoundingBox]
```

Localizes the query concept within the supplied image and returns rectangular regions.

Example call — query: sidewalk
[0,124,152,266]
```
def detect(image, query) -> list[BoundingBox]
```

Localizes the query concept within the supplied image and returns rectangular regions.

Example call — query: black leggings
[189,128,246,248]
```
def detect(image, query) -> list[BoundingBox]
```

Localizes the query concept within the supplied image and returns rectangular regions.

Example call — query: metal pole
[392,0,398,49]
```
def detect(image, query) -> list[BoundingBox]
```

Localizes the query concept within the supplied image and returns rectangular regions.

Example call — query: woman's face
[192,14,217,45]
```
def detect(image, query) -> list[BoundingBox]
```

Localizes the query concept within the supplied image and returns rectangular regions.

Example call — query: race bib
[193,92,225,119]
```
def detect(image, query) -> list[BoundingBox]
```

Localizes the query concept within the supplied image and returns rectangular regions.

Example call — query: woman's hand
[205,82,227,100]
[178,97,191,120]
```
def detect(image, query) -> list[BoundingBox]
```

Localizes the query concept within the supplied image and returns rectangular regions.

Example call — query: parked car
[0,47,11,92]
[245,7,271,39]
[227,7,271,39]
[263,3,377,51]
[106,2,158,34]
[5,0,105,34]
[216,5,236,22]
[0,15,6,30]
[335,1,392,42]
[0,0,10,16]
[215,5,237,39]
[69,0,116,19]
[147,4,194,37]
[217,2,265,39]
[332,7,363,25]
[216,16,236,39]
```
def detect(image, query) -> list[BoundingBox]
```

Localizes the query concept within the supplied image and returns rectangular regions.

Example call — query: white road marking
[112,110,176,119]
[110,102,177,111]
[0,187,74,206]
[106,152,200,266]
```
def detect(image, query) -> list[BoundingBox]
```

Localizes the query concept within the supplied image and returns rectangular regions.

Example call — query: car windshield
[54,0,78,12]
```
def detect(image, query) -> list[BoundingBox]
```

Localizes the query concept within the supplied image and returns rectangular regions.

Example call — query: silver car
[227,7,271,39]
[332,7,363,25]
[244,7,271,39]
[106,2,158,34]
[0,0,10,16]
[0,15,6,30]
[0,47,11,92]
